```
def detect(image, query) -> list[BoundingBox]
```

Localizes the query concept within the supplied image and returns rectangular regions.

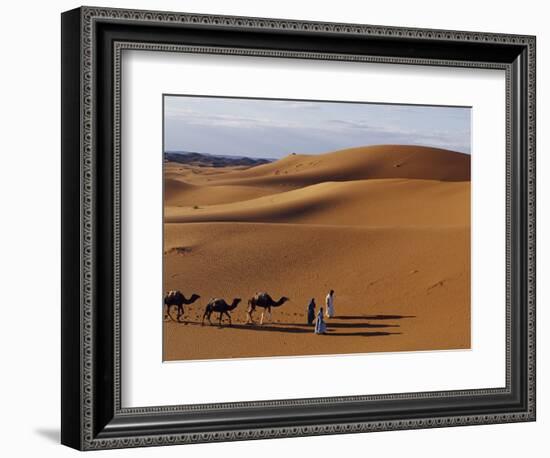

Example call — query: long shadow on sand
[200,323,401,337]
[281,322,398,329]
[200,323,314,334]
[337,314,415,320]
[180,318,403,337]
[325,331,402,337]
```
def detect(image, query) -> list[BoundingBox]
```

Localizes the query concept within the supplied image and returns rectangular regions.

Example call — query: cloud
[164,96,471,157]
[166,107,304,130]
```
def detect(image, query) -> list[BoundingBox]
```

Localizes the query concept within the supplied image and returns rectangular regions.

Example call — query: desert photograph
[162,95,471,361]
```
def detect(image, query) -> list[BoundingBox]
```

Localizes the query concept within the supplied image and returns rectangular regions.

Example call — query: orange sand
[163,145,471,361]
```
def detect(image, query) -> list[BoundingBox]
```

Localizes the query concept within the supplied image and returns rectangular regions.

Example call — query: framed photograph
[61,6,536,450]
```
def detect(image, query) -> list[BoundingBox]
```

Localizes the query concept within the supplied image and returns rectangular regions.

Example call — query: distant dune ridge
[163,144,471,361]
[208,145,470,184]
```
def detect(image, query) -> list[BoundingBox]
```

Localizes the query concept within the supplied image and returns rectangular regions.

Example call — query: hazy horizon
[164,96,471,158]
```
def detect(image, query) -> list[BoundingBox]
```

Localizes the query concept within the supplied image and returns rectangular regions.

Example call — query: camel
[247,292,290,325]
[202,298,241,326]
[164,291,200,322]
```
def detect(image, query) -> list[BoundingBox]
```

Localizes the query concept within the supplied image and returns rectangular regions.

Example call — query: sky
[164,95,471,158]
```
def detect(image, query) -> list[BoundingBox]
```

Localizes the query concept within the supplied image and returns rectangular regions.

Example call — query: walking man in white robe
[325,289,335,318]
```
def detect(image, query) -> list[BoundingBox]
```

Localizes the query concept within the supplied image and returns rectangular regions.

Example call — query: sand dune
[165,180,280,207]
[204,145,470,188]
[165,145,470,207]
[164,162,251,185]
[165,178,469,227]
[163,144,471,361]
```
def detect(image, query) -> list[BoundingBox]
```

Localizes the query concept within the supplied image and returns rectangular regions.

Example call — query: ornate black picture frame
[61,6,536,450]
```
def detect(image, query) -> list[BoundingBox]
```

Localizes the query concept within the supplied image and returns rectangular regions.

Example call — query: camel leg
[201,311,208,326]
[267,307,272,323]
[245,303,253,324]
[177,305,184,322]
[225,311,232,326]
[165,305,175,321]
[260,311,265,325]
[246,309,255,324]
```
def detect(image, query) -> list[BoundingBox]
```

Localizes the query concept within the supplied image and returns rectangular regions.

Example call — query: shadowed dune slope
[164,178,195,202]
[164,180,278,206]
[164,162,294,205]
[165,179,470,227]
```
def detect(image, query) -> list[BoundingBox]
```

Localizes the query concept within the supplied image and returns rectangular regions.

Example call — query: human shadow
[185,320,400,336]
[324,331,402,337]
[337,314,415,320]
[282,322,398,329]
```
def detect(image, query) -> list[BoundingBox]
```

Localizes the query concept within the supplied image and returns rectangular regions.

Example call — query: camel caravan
[164,289,335,333]
[163,291,288,326]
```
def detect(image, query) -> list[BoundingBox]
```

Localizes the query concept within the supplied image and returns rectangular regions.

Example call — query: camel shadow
[177,313,412,338]
[226,323,312,334]
[180,320,310,332]
[197,321,400,336]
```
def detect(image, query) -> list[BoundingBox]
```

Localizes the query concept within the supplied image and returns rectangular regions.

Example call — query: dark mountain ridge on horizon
[164,151,274,168]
